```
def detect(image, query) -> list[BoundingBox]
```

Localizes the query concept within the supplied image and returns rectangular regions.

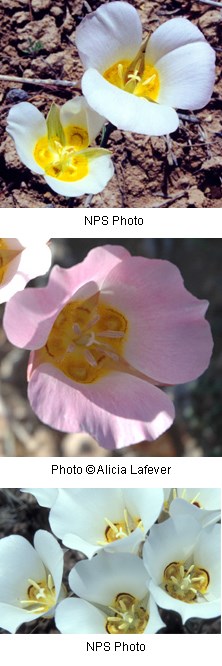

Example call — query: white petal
[0,535,45,602]
[176,488,221,510]
[49,489,124,544]
[0,602,45,634]
[55,598,106,634]
[6,102,46,173]
[75,1,142,71]
[146,18,206,64]
[194,525,221,599]
[44,153,114,196]
[123,489,164,532]
[20,488,58,508]
[156,42,215,110]
[144,595,165,634]
[170,498,221,529]
[34,530,64,602]
[82,69,178,135]
[0,244,51,304]
[60,96,105,143]
[143,517,200,583]
[69,552,148,605]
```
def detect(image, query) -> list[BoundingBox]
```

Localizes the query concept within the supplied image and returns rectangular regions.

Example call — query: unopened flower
[55,551,165,634]
[143,517,221,622]
[46,488,164,557]
[3,245,213,448]
[0,237,51,304]
[7,97,113,196]
[76,2,215,136]
[0,530,65,633]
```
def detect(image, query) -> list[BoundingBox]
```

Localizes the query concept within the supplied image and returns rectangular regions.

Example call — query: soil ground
[0,0,221,208]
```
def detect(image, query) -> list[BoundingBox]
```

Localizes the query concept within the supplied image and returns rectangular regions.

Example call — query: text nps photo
[0,238,221,458]
[0,488,221,634]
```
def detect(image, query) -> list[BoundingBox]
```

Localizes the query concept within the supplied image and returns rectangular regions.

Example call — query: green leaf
[78,147,111,160]
[46,103,66,147]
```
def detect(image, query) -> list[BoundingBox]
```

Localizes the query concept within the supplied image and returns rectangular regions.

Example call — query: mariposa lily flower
[143,516,221,623]
[44,488,164,557]
[0,237,51,304]
[55,551,165,634]
[20,488,59,508]
[3,245,213,448]
[0,530,65,633]
[6,97,114,196]
[167,489,221,528]
[76,1,215,136]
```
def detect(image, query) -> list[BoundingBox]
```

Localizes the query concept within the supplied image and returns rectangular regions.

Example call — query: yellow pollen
[103,59,160,101]
[163,561,210,603]
[37,293,128,384]
[106,593,148,634]
[20,574,56,614]
[34,124,89,182]
[0,239,20,285]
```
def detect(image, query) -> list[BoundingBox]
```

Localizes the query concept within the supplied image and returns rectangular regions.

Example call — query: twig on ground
[194,0,222,8]
[152,192,186,207]
[0,75,80,90]
[83,122,116,207]
[178,113,200,124]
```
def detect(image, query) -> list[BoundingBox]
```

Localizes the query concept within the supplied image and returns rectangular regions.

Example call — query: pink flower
[3,245,213,449]
[0,237,51,304]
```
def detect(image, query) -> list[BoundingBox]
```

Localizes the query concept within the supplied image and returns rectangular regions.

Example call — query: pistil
[106,593,149,634]
[163,561,210,602]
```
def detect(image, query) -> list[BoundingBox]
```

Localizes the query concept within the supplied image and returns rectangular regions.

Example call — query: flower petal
[82,69,179,135]
[0,602,45,634]
[145,18,206,64]
[69,551,148,605]
[34,530,64,603]
[123,489,164,532]
[0,535,45,602]
[28,363,175,447]
[55,598,106,634]
[156,42,215,110]
[60,96,105,143]
[75,1,142,71]
[44,153,114,197]
[102,256,213,384]
[6,102,46,173]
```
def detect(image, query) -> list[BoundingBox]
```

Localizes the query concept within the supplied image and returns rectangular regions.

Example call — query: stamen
[84,349,98,367]
[142,74,156,86]
[97,330,125,339]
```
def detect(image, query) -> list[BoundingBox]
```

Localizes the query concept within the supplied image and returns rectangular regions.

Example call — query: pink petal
[101,257,213,383]
[28,363,175,448]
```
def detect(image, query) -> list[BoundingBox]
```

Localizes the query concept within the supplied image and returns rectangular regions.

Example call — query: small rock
[12,10,28,26]
[32,0,51,11]
[6,88,29,103]
[50,6,63,17]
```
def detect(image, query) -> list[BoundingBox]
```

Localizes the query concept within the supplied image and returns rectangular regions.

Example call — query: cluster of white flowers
[6,1,215,197]
[0,488,220,634]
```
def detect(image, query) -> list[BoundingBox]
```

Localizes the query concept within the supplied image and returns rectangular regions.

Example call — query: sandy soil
[0,0,221,208]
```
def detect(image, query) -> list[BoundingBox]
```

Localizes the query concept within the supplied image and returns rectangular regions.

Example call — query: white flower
[169,488,221,528]
[76,1,215,136]
[0,237,51,304]
[20,488,58,508]
[0,530,66,633]
[48,488,164,557]
[143,516,221,623]
[7,97,114,196]
[55,551,165,634]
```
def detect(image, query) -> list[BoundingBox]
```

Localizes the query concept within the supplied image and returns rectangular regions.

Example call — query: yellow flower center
[97,508,144,546]
[0,239,20,285]
[104,59,160,101]
[106,593,149,634]
[20,574,56,614]
[37,292,128,384]
[34,125,89,182]
[163,561,210,603]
